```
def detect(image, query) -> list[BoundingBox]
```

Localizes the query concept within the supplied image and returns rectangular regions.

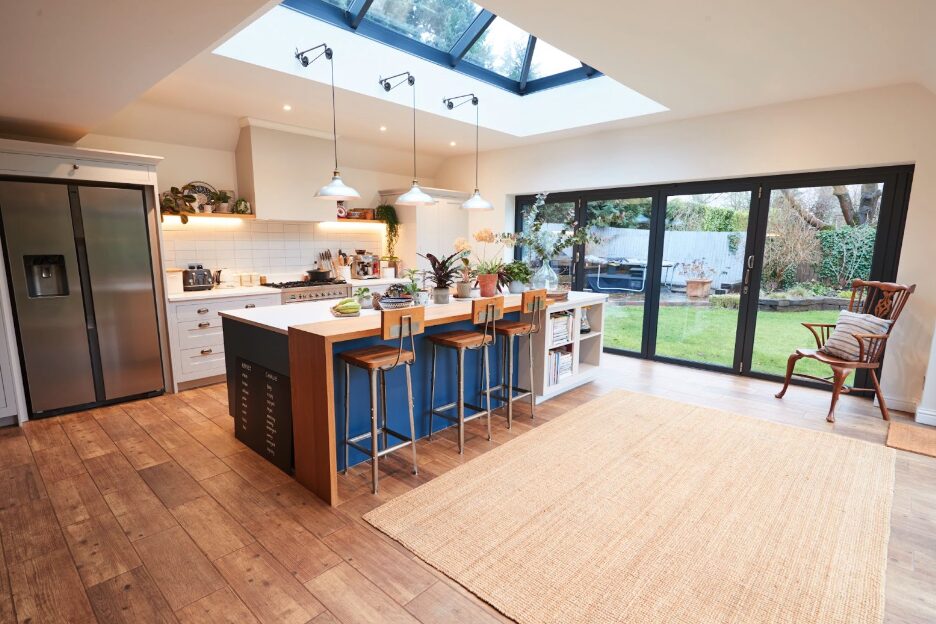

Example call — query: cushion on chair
[821,310,892,361]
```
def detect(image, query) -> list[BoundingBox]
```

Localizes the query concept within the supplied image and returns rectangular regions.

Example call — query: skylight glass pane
[463,17,529,80]
[319,0,352,9]
[363,0,482,53]
[528,39,582,80]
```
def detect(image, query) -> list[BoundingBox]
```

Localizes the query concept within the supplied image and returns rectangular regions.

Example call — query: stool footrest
[347,430,414,459]
[431,402,490,425]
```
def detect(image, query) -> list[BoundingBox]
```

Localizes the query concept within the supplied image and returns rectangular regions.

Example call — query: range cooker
[267,279,352,304]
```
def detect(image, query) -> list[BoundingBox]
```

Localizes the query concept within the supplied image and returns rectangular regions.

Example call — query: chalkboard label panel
[234,357,293,473]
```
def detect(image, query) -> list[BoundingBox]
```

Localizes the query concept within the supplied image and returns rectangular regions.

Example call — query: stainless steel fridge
[0,180,164,417]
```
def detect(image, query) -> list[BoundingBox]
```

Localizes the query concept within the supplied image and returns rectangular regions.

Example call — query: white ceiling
[0,0,276,142]
[8,0,936,151]
[479,0,936,120]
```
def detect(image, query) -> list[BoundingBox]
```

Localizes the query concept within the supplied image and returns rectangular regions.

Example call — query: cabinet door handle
[245,303,256,308]
[197,321,210,328]
[197,307,209,314]
[200,348,213,355]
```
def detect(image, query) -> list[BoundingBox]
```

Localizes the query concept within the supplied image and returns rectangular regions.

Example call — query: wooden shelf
[187,212,255,219]
[579,331,602,341]
[337,217,384,223]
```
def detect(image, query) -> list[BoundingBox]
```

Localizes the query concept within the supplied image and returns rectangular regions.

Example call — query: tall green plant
[375,204,400,259]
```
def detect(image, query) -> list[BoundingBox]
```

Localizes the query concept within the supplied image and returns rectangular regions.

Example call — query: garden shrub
[709,294,740,309]
[817,225,875,287]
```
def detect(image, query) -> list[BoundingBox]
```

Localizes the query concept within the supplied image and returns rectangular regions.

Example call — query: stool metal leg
[343,362,351,474]
[506,335,515,429]
[405,362,418,475]
[369,369,379,494]
[428,343,437,440]
[457,347,465,454]
[380,369,388,451]
[483,345,492,441]
[528,333,536,419]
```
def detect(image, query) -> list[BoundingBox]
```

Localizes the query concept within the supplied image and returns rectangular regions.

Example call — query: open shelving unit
[519,293,607,404]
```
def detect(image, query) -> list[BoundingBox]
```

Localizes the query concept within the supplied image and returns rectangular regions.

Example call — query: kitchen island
[220,291,607,505]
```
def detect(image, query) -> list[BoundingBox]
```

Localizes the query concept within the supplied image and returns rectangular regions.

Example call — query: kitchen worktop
[219,291,607,338]
[167,286,279,302]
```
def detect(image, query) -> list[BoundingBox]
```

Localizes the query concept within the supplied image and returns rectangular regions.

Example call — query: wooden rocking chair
[775,279,915,423]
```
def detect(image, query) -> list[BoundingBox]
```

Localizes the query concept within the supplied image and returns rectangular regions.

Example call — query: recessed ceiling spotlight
[379,125,387,132]
[449,141,456,147]
[282,104,292,111]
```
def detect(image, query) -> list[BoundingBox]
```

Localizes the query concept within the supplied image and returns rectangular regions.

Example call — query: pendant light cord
[330,56,338,171]
[475,102,480,189]
[412,83,417,181]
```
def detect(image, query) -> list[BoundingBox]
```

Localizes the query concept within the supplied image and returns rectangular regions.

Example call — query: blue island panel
[333,312,521,471]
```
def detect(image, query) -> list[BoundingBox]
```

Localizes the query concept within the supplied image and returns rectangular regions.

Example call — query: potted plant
[375,204,402,276]
[503,260,533,293]
[232,198,251,214]
[159,187,197,224]
[510,193,601,291]
[354,287,372,308]
[420,250,466,304]
[455,256,474,298]
[403,269,429,305]
[210,190,233,213]
[470,229,508,297]
[681,259,714,298]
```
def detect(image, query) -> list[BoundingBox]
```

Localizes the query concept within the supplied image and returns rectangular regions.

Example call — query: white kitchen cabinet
[167,292,280,390]
[381,188,470,271]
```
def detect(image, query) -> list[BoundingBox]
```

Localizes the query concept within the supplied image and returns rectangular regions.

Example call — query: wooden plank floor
[0,355,933,623]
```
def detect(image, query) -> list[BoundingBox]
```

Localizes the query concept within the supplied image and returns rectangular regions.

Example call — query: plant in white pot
[419,250,466,305]
[354,287,372,308]
[503,260,533,294]
[680,259,715,298]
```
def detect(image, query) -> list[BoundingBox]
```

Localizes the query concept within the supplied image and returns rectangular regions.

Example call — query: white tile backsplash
[161,219,385,276]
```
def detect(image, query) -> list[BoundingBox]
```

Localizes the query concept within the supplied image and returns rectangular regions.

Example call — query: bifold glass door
[515,166,912,386]
[582,197,652,353]
[653,191,753,368]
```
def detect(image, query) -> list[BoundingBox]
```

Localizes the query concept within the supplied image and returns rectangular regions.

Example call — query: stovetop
[268,279,347,289]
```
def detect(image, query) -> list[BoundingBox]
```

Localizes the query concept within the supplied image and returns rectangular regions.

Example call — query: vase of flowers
[510,192,601,292]
[463,229,508,298]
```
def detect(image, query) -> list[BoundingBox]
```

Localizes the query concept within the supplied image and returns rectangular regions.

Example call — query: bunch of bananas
[332,297,361,315]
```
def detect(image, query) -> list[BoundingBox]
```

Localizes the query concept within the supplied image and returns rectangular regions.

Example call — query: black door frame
[515,164,914,388]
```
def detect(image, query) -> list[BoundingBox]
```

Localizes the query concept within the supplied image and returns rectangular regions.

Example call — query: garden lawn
[603,305,843,380]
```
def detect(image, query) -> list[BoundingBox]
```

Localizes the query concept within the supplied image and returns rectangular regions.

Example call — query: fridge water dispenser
[24,255,69,297]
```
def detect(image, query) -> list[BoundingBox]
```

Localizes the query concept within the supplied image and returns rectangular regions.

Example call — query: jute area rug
[887,420,936,458]
[365,390,895,624]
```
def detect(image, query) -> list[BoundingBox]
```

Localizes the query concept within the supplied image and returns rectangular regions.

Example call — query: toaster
[182,265,214,291]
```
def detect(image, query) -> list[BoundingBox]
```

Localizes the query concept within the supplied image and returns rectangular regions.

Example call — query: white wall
[435,83,936,411]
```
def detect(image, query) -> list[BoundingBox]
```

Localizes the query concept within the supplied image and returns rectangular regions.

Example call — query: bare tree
[832,183,882,226]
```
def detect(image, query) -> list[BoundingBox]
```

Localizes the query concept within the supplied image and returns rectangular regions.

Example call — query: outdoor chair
[775,279,915,423]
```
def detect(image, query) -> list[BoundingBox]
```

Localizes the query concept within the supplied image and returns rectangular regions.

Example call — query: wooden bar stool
[341,306,424,494]
[491,289,546,428]
[428,296,502,454]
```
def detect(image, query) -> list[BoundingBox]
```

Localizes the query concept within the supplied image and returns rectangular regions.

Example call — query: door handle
[245,303,256,308]
[200,348,213,355]
[744,255,755,286]
[197,321,210,328]
[197,307,209,314]
[746,254,755,269]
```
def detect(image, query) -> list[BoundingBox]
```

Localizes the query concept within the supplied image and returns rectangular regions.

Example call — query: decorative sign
[234,358,293,473]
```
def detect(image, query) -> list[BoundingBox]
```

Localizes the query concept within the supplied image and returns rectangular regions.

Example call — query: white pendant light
[317,171,360,201]
[442,93,493,211]
[295,43,360,204]
[396,180,435,206]
[380,71,434,207]
[462,188,493,210]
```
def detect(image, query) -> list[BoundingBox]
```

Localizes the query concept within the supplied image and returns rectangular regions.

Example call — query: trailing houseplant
[510,192,601,290]
[419,250,466,304]
[503,260,533,294]
[375,204,401,274]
